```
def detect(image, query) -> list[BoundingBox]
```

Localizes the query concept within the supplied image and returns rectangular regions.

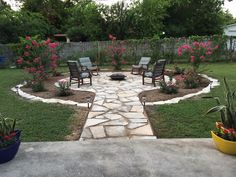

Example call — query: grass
[0,69,75,141]
[146,63,236,138]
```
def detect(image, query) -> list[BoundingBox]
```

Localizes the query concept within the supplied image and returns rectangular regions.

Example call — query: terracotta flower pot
[211,131,236,155]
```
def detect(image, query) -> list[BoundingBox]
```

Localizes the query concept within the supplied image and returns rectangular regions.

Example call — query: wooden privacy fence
[0,35,235,67]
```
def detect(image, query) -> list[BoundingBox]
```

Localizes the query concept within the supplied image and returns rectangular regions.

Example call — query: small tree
[17,36,60,91]
[107,34,126,71]
[178,41,218,72]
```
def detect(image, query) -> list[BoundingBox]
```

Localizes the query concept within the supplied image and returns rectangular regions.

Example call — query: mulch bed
[139,75,210,102]
[21,74,95,103]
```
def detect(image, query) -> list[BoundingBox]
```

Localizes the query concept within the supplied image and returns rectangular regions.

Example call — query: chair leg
[90,77,92,85]
[78,78,80,88]
[153,78,156,87]
[142,76,144,85]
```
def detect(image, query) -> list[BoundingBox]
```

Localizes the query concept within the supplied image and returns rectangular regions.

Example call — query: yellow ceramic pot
[211,131,236,155]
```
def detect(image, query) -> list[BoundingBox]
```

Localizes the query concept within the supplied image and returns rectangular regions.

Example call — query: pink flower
[17,57,23,65]
[206,51,212,55]
[24,51,30,56]
[49,42,59,49]
[25,36,31,40]
[178,48,182,56]
[200,55,205,60]
[51,54,59,61]
[44,38,51,45]
[32,40,38,46]
[25,45,31,49]
[109,34,116,41]
[190,56,195,63]
[193,42,199,47]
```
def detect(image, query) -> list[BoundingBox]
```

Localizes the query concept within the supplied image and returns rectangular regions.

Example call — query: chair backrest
[139,57,151,65]
[79,57,92,68]
[67,60,81,78]
[153,59,166,77]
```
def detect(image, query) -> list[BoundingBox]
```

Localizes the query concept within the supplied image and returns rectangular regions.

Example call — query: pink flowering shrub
[107,34,126,70]
[178,41,218,71]
[17,36,60,91]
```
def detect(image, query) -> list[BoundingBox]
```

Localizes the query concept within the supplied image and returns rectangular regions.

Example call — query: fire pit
[109,73,126,80]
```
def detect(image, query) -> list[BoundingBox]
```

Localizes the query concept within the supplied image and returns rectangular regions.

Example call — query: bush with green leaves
[55,79,72,97]
[183,68,200,89]
[160,80,178,94]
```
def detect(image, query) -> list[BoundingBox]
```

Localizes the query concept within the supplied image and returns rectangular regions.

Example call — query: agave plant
[205,77,236,141]
[0,113,17,148]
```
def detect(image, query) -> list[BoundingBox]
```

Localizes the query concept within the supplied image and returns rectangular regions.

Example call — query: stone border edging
[145,74,220,106]
[11,84,88,108]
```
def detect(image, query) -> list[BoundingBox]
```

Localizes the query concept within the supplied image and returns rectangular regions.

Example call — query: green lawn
[146,63,236,138]
[0,69,75,141]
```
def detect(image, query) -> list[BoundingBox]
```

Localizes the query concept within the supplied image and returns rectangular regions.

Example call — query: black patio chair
[67,61,92,88]
[79,57,99,76]
[142,59,166,87]
[131,57,151,75]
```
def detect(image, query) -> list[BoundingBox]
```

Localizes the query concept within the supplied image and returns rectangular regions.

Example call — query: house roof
[225,23,236,28]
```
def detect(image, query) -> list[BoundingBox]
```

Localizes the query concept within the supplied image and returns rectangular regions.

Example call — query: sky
[3,0,236,18]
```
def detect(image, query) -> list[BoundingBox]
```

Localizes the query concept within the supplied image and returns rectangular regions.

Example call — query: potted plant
[205,78,236,155]
[0,114,21,164]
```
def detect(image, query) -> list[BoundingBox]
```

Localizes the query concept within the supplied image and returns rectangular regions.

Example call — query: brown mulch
[139,76,210,102]
[21,74,95,103]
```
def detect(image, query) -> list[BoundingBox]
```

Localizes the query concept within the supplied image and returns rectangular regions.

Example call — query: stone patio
[71,72,159,140]
[12,72,219,141]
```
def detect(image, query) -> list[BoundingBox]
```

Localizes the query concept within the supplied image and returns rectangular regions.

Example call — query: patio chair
[142,59,166,87]
[67,61,92,88]
[131,57,151,75]
[79,57,99,76]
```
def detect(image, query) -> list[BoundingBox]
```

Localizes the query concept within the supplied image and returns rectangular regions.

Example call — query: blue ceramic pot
[0,130,21,164]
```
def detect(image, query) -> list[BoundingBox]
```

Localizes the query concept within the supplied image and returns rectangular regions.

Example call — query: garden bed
[21,74,95,103]
[139,75,210,102]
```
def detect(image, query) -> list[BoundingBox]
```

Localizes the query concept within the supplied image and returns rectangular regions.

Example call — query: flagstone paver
[70,72,159,140]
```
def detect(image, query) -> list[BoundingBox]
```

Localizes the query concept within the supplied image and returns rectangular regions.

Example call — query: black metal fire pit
[109,73,126,80]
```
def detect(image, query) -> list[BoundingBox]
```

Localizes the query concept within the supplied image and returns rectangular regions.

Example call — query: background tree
[164,0,225,37]
[132,0,169,39]
[100,1,132,40]
[65,0,105,41]
[0,8,51,43]
[17,0,68,30]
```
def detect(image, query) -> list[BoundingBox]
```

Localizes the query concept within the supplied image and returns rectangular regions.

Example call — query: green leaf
[206,105,226,114]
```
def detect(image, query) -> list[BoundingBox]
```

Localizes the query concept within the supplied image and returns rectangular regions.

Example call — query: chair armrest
[81,66,88,71]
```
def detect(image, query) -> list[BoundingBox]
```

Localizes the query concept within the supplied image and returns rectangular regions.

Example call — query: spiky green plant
[205,77,236,141]
[0,113,17,148]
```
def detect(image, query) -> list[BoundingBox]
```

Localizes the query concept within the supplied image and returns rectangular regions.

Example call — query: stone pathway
[71,72,160,140]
